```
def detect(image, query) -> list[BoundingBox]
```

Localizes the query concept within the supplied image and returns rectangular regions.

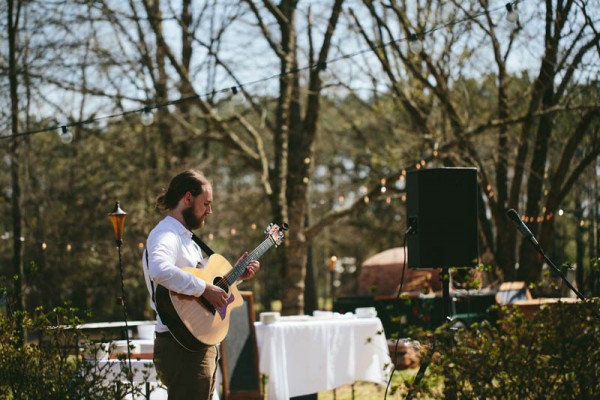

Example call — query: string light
[58,125,73,144]
[1,1,523,142]
[409,33,423,53]
[396,176,406,190]
[505,3,519,23]
[140,107,154,126]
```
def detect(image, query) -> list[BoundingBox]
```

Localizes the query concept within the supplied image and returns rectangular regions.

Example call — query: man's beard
[182,206,205,230]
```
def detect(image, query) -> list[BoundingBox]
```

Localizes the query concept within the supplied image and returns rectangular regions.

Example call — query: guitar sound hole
[213,277,229,292]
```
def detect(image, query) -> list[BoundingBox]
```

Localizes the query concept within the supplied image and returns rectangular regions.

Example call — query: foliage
[407,300,600,399]
[1,0,598,319]
[0,305,140,400]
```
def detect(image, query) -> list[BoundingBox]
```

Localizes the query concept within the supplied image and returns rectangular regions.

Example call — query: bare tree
[6,0,26,340]
[352,0,599,287]
[81,0,346,314]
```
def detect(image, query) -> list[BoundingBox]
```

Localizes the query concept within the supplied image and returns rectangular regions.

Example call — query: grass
[259,368,423,400]
[256,301,428,399]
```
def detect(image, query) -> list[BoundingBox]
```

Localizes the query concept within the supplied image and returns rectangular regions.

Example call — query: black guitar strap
[191,232,215,257]
[144,248,155,304]
[145,233,214,307]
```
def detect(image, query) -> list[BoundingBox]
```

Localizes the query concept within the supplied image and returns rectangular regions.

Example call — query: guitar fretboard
[224,236,274,285]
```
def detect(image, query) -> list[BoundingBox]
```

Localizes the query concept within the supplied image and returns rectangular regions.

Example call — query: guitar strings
[210,237,274,288]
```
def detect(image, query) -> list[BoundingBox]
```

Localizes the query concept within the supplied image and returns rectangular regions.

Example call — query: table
[254,316,391,400]
[89,339,221,400]
[91,359,167,400]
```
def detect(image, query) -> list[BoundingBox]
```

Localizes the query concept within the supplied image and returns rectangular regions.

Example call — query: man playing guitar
[143,170,259,399]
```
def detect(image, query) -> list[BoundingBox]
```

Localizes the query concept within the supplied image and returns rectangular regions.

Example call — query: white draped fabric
[254,317,391,400]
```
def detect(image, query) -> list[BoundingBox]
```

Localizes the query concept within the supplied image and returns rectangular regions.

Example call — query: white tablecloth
[90,340,221,400]
[91,359,167,400]
[254,317,391,399]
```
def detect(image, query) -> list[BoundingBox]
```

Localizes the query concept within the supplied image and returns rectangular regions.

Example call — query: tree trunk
[8,0,25,344]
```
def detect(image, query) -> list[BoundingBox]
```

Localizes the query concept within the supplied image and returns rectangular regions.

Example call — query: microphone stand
[519,231,600,322]
[507,209,600,321]
[525,239,586,302]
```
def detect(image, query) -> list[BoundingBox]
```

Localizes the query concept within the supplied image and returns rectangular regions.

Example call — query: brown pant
[153,334,218,400]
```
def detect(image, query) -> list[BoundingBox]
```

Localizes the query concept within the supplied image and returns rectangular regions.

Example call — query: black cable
[384,226,411,399]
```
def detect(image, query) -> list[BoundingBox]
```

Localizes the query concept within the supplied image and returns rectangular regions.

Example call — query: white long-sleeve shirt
[143,216,207,333]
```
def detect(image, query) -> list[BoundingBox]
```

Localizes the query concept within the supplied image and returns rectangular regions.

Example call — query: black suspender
[191,232,215,257]
[145,233,214,305]
[144,248,155,304]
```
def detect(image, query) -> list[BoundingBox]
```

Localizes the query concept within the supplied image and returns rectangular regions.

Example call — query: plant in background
[0,304,144,399]
[407,299,600,399]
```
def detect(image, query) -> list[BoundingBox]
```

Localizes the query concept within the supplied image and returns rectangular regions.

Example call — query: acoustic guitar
[155,223,287,350]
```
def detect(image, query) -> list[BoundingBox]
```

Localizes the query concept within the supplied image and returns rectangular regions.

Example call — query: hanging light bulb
[140,106,154,126]
[317,61,328,76]
[409,33,423,53]
[58,125,73,144]
[317,61,334,84]
[505,3,518,23]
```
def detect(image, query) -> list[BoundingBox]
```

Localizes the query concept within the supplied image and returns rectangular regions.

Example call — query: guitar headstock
[264,223,288,247]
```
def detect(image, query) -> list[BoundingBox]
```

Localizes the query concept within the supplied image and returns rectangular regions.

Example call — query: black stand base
[405,267,452,399]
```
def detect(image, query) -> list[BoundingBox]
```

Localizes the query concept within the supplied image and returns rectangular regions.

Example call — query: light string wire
[1,1,520,142]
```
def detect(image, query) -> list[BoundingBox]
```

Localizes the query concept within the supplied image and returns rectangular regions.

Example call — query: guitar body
[154,223,287,351]
[155,254,244,350]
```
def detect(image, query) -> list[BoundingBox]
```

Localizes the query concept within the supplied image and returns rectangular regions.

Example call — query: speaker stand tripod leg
[405,268,454,399]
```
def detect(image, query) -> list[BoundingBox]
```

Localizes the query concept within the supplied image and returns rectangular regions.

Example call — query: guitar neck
[225,236,274,285]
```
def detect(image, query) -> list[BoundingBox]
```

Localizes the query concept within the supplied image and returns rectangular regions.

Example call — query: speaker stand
[441,267,452,321]
[405,268,452,400]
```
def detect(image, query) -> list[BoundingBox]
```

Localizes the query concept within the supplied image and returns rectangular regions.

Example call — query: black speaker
[407,168,479,269]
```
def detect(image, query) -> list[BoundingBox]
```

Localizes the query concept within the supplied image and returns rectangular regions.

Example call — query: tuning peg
[281,223,289,231]
[264,223,274,234]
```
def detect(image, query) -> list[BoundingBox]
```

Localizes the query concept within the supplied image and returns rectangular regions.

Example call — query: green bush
[407,299,600,399]
[0,305,139,400]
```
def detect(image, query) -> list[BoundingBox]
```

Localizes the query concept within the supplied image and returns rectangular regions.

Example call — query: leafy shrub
[407,299,600,399]
[0,305,137,400]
